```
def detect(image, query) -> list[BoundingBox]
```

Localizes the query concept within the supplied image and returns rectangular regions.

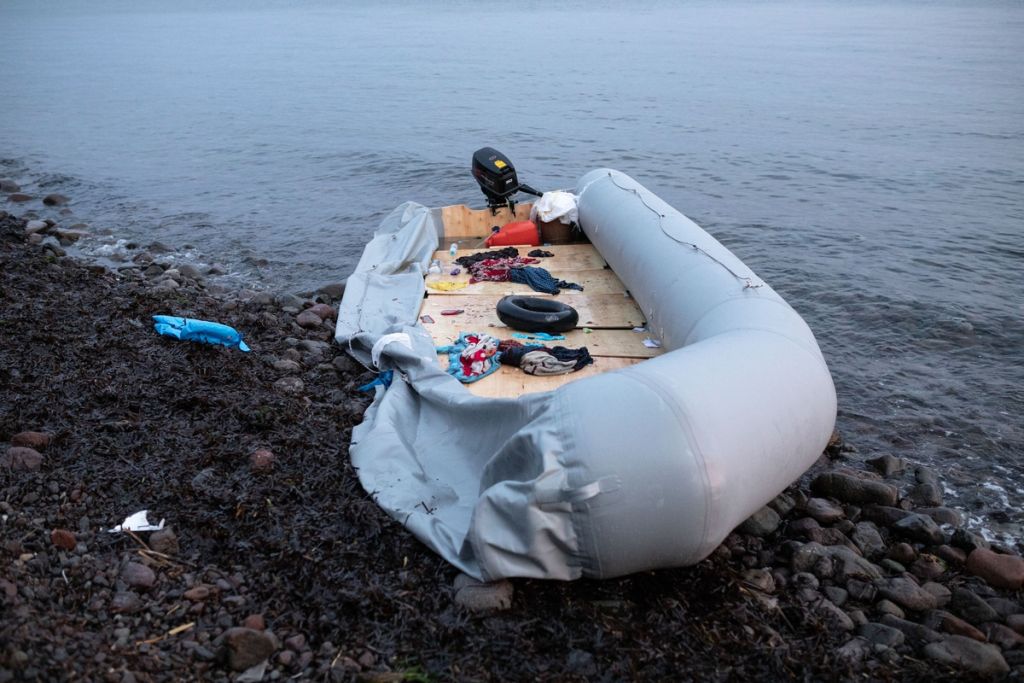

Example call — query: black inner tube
[496,295,579,333]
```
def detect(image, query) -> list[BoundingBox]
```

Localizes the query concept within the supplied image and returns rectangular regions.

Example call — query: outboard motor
[472,147,542,214]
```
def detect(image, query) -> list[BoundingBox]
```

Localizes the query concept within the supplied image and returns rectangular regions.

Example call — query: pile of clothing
[497,339,593,376]
[436,333,594,383]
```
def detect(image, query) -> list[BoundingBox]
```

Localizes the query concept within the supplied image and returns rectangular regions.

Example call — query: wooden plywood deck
[422,210,659,399]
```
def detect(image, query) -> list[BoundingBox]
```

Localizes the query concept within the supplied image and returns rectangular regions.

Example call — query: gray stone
[42,193,69,206]
[846,579,878,603]
[876,599,905,619]
[178,264,202,280]
[273,377,304,394]
[887,542,917,565]
[880,559,906,574]
[122,562,155,590]
[835,637,873,666]
[916,507,962,527]
[149,528,179,556]
[7,192,33,202]
[859,622,905,648]
[740,568,776,593]
[830,546,884,583]
[914,465,941,486]
[316,281,346,299]
[866,454,907,477]
[792,572,820,590]
[922,609,986,641]
[1,447,43,471]
[891,513,945,545]
[874,576,937,612]
[922,636,1009,677]
[144,264,164,277]
[951,528,990,553]
[985,597,1021,619]
[453,576,513,612]
[40,236,65,256]
[910,554,946,581]
[25,220,48,235]
[824,586,848,606]
[815,598,855,632]
[862,505,913,527]
[879,613,942,645]
[921,582,952,608]
[273,359,302,373]
[805,497,845,525]
[950,587,1000,625]
[222,627,279,672]
[907,482,943,507]
[110,592,143,613]
[811,472,898,506]
[277,294,305,311]
[0,179,20,192]
[851,522,886,560]
[295,310,323,329]
[739,506,782,536]
[787,517,821,537]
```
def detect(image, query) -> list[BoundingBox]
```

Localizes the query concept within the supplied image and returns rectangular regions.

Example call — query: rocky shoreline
[1,198,1023,682]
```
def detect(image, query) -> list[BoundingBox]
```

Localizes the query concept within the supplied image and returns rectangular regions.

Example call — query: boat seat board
[440,203,533,239]
[432,243,608,272]
[419,292,645,332]
[437,354,642,398]
[425,269,626,296]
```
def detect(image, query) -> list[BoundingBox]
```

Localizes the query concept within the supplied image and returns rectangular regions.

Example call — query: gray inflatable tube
[335,169,837,581]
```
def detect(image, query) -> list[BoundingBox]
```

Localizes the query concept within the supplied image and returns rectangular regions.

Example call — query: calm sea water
[2,1,1022,542]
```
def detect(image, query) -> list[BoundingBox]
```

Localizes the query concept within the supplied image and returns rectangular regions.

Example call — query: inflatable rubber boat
[335,168,837,581]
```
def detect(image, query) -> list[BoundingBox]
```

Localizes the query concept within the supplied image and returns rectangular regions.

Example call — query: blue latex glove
[152,315,251,351]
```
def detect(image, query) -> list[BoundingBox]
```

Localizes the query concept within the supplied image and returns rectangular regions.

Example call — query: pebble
[309,303,336,320]
[846,579,877,603]
[879,613,942,645]
[7,193,33,202]
[874,577,937,612]
[110,592,143,614]
[42,193,69,206]
[984,622,1024,650]
[851,522,886,560]
[916,507,962,527]
[1,447,43,471]
[738,506,781,536]
[284,634,306,652]
[907,482,943,507]
[804,497,844,525]
[273,377,305,394]
[250,449,276,473]
[858,622,905,648]
[921,581,951,608]
[453,574,513,612]
[121,562,156,590]
[951,528,990,553]
[242,614,266,631]
[222,627,279,671]
[740,568,776,593]
[25,220,48,235]
[295,310,323,329]
[177,264,202,279]
[835,637,873,666]
[909,554,946,581]
[866,454,906,477]
[824,586,848,606]
[273,359,302,373]
[810,472,898,506]
[11,431,51,450]
[184,585,214,601]
[1006,614,1024,635]
[861,505,913,527]
[985,597,1022,618]
[965,548,1024,590]
[149,528,179,555]
[787,517,820,537]
[316,282,346,299]
[815,599,854,632]
[922,635,1009,677]
[0,179,20,192]
[923,609,986,641]
[950,587,1000,625]
[875,599,905,619]
[50,529,76,551]
[935,544,967,565]
[891,513,945,545]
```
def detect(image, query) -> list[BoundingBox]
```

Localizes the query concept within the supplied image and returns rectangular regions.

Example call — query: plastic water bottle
[449,242,458,257]
[428,259,441,275]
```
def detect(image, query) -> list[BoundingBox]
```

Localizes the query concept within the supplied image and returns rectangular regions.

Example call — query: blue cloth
[512,332,565,342]
[152,315,251,351]
[507,266,584,295]
[358,370,394,392]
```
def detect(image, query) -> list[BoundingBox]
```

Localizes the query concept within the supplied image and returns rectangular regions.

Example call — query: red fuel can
[484,220,541,247]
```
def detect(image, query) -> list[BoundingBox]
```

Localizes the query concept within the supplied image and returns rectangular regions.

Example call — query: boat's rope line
[604,172,763,290]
